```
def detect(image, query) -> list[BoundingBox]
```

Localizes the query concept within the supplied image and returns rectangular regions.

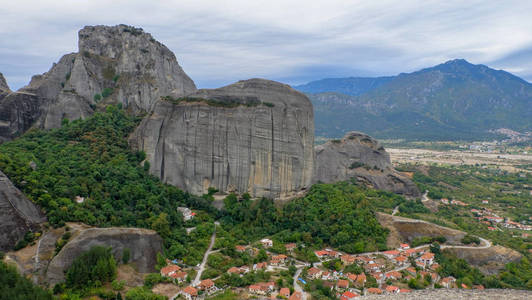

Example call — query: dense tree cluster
[65,246,117,289]
[0,261,53,300]
[222,182,391,253]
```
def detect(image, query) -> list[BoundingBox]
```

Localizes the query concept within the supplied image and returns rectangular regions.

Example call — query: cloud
[1,0,531,90]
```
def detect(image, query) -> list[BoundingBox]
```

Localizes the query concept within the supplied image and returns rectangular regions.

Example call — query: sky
[1,0,532,90]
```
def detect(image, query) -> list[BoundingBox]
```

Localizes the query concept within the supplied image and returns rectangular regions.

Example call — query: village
[155,208,485,300]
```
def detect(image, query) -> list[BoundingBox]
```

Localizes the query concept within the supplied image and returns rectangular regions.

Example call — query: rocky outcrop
[129,79,314,199]
[0,170,45,251]
[444,245,522,275]
[0,72,10,100]
[46,227,163,285]
[0,25,196,142]
[314,131,420,197]
[376,212,466,247]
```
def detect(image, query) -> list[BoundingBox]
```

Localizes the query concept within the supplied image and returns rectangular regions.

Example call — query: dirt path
[392,206,399,216]
[192,222,218,285]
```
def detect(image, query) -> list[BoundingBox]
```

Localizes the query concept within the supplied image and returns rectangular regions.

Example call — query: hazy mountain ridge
[298,59,532,140]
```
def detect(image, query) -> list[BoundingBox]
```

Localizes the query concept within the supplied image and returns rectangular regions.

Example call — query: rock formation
[0,170,46,251]
[0,24,196,142]
[444,245,522,275]
[46,227,163,285]
[0,72,10,100]
[129,79,314,199]
[314,131,420,197]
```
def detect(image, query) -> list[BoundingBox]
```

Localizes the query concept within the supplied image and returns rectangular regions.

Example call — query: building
[180,286,198,300]
[235,245,247,252]
[399,243,410,250]
[285,243,297,252]
[394,256,408,265]
[385,271,402,280]
[177,207,196,221]
[160,265,181,277]
[253,262,268,270]
[336,279,349,290]
[382,250,400,259]
[280,287,290,298]
[307,267,322,279]
[260,238,273,248]
[341,254,355,265]
[385,285,399,294]
[170,271,188,283]
[314,250,329,259]
[356,273,366,285]
[419,252,435,266]
[340,291,359,300]
[440,276,456,288]
[198,279,216,294]
[249,282,275,295]
[270,254,288,266]
[366,288,383,295]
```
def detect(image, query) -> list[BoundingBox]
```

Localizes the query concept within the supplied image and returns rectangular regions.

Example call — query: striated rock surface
[0,170,46,251]
[130,79,314,199]
[0,25,196,142]
[46,227,163,285]
[313,131,420,197]
[0,72,10,100]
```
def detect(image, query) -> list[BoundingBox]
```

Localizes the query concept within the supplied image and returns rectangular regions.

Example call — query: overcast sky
[1,0,532,90]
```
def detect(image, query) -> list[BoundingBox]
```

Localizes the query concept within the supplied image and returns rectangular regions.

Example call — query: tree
[122,248,130,264]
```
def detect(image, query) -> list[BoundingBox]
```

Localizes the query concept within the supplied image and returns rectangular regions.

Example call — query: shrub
[94,94,102,101]
[102,88,114,98]
[122,248,130,264]
[349,162,364,169]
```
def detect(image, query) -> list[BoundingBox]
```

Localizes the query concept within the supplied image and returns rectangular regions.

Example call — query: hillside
[298,59,532,140]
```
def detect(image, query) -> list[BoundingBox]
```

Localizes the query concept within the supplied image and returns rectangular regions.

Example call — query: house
[198,279,216,294]
[366,288,383,295]
[440,276,456,288]
[385,285,399,294]
[356,273,366,285]
[405,248,419,257]
[270,254,288,266]
[170,271,188,283]
[346,273,358,282]
[307,267,322,279]
[285,243,297,252]
[327,250,341,258]
[419,252,435,266]
[488,226,497,231]
[321,271,332,281]
[399,289,411,293]
[249,282,275,295]
[228,266,249,275]
[430,263,440,271]
[365,263,380,272]
[289,292,303,300]
[341,254,355,265]
[399,243,410,250]
[340,291,359,300]
[482,200,489,204]
[314,250,329,259]
[385,271,402,280]
[260,238,273,248]
[253,262,268,270]
[75,196,85,204]
[280,287,290,298]
[382,250,400,259]
[235,245,247,252]
[180,286,198,300]
[160,265,181,277]
[336,279,349,290]
[394,256,408,265]
[371,272,383,283]
[406,267,417,276]
[177,207,195,221]
[474,285,485,290]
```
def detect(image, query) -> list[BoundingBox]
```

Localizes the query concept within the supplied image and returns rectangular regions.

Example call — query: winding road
[192,222,219,286]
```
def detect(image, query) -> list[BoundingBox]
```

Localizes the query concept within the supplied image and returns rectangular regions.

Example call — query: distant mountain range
[294,59,532,140]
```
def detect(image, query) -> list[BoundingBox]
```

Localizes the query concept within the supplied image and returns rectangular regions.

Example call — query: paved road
[192,222,218,285]
[293,267,307,300]
[392,205,399,216]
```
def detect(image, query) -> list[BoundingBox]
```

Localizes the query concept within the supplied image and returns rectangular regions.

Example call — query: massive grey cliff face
[0,73,10,100]
[0,170,46,251]
[0,25,196,142]
[46,227,162,285]
[314,131,420,197]
[130,79,314,199]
